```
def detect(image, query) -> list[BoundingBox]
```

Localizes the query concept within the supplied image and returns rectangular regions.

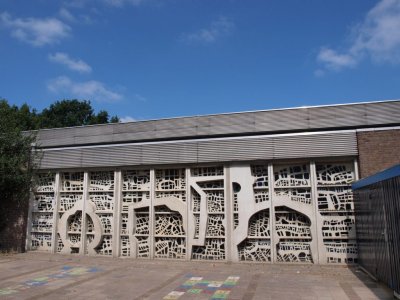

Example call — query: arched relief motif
[272,164,318,263]
[238,209,271,262]
[275,206,313,263]
[57,200,102,255]
[231,164,270,262]
[154,205,186,259]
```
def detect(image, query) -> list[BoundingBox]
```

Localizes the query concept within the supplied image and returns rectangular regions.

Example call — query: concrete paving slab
[0,253,394,300]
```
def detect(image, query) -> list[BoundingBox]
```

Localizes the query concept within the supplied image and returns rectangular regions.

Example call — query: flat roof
[33,100,400,148]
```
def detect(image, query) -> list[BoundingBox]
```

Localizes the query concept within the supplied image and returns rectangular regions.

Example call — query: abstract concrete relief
[121,169,151,258]
[57,172,85,254]
[31,173,55,251]
[232,164,271,262]
[275,207,313,263]
[190,166,226,260]
[273,164,314,263]
[238,209,271,262]
[316,163,358,264]
[87,171,115,256]
[56,171,110,256]
[154,168,187,259]
[29,161,357,264]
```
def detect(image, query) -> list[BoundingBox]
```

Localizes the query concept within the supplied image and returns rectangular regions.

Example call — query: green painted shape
[33,277,49,282]
[187,288,202,294]
[0,289,17,295]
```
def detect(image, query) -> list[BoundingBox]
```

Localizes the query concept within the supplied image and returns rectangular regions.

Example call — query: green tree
[0,99,38,248]
[89,110,109,125]
[38,99,120,128]
[0,98,121,251]
[110,115,120,123]
[39,99,95,128]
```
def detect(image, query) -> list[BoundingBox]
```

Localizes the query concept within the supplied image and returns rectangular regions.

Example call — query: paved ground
[0,253,394,300]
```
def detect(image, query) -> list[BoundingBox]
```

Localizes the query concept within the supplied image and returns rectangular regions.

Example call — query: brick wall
[357,129,400,178]
[0,197,29,252]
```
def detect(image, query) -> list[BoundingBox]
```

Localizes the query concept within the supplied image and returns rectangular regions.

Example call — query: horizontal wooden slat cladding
[33,101,400,148]
[255,109,309,132]
[197,138,272,162]
[272,133,357,159]
[37,131,357,169]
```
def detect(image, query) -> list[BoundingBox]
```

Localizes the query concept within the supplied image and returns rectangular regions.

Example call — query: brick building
[24,100,400,264]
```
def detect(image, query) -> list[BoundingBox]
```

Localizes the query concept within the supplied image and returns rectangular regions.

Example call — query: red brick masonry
[357,129,400,178]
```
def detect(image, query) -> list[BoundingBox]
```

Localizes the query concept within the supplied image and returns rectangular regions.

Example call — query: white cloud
[0,12,70,47]
[49,52,92,73]
[314,69,325,78]
[182,16,235,44]
[133,94,147,102]
[317,48,357,71]
[59,7,76,22]
[59,6,94,24]
[120,116,136,122]
[317,0,400,72]
[47,76,123,102]
[103,0,145,7]
[64,0,147,8]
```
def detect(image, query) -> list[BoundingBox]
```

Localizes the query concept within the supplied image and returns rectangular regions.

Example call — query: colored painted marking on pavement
[163,275,239,299]
[0,266,101,296]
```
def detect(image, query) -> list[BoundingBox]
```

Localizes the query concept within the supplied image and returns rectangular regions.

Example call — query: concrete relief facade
[28,161,357,264]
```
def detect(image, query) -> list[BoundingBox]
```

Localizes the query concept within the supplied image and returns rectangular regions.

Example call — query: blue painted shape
[221,284,234,288]
[51,273,68,279]
[352,164,400,190]
[180,284,192,289]
[88,267,101,273]
[25,281,47,287]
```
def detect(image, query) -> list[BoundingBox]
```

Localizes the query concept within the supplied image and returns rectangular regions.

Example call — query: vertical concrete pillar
[268,163,275,263]
[310,161,323,264]
[51,172,61,254]
[113,170,122,257]
[185,167,191,261]
[224,165,232,262]
[149,168,155,259]
[80,171,89,256]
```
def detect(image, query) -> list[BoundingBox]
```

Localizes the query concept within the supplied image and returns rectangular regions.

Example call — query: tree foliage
[0,100,38,232]
[39,100,119,128]
[0,98,120,237]
[2,99,120,130]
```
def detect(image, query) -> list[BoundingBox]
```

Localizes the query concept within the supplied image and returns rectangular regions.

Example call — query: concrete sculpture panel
[28,161,357,264]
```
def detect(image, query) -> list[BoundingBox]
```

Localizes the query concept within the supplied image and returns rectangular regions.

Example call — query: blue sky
[1,0,399,122]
